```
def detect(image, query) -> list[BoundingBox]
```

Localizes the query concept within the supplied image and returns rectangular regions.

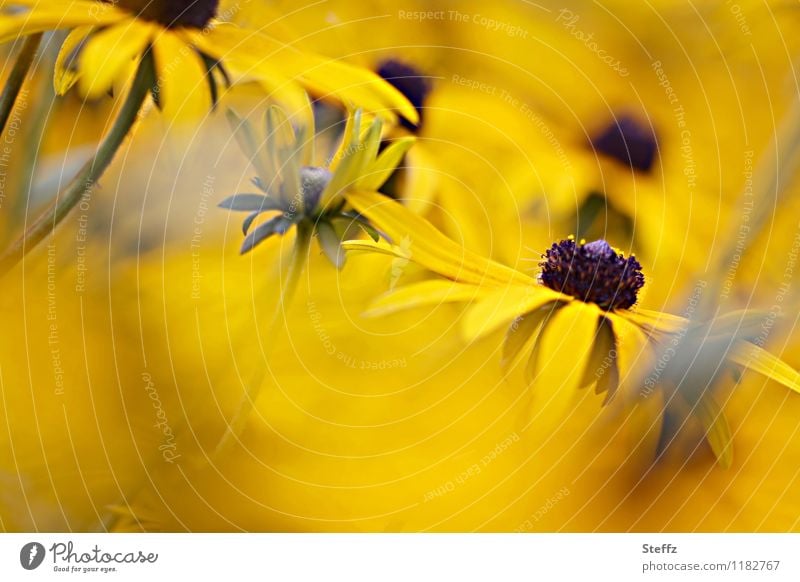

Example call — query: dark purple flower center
[539,238,644,310]
[377,60,431,132]
[106,0,218,29]
[591,115,657,172]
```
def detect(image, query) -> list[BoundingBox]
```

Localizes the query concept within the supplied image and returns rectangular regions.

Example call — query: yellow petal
[152,32,213,124]
[327,109,360,173]
[363,280,487,318]
[341,238,403,258]
[78,19,152,99]
[54,24,94,95]
[624,390,665,468]
[322,116,382,207]
[625,307,688,335]
[345,190,535,288]
[694,392,733,468]
[707,309,770,341]
[461,285,564,342]
[191,24,416,123]
[579,316,619,404]
[502,303,562,372]
[182,25,308,117]
[357,136,415,192]
[527,301,599,425]
[298,59,417,124]
[0,3,124,44]
[403,142,440,215]
[605,311,652,399]
[728,340,800,394]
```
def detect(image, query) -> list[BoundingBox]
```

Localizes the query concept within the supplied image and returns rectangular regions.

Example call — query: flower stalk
[214,221,313,457]
[0,50,154,276]
[0,33,42,137]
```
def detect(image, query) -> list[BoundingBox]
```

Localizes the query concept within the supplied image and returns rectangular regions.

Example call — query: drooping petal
[182,25,325,120]
[363,280,487,318]
[54,24,94,95]
[527,301,599,425]
[579,316,619,404]
[0,3,125,44]
[707,309,771,342]
[693,392,733,468]
[728,340,800,394]
[345,190,535,288]
[502,304,562,373]
[625,308,688,335]
[200,24,416,122]
[461,285,565,342]
[152,32,213,124]
[78,19,153,99]
[606,311,653,398]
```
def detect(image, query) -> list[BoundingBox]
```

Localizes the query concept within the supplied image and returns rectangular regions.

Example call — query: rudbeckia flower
[216,107,413,450]
[0,0,418,123]
[221,107,414,267]
[342,191,800,438]
[0,0,419,274]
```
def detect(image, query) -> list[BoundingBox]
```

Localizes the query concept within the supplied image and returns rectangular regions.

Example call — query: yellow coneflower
[0,0,418,123]
[0,0,418,274]
[342,191,800,453]
[216,107,413,450]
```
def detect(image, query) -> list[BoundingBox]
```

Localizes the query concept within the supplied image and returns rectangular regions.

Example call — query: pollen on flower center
[539,237,644,310]
[377,60,431,132]
[107,0,218,29]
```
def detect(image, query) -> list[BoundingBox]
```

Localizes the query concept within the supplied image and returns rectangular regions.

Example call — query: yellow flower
[221,107,414,266]
[214,107,414,452]
[343,191,800,452]
[0,0,418,123]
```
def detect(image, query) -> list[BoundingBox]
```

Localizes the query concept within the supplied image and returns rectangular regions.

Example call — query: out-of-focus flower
[214,107,413,452]
[221,107,413,267]
[0,0,418,123]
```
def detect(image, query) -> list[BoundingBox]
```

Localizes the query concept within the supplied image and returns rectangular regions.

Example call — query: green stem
[0,33,42,138]
[0,51,153,276]
[213,222,313,458]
